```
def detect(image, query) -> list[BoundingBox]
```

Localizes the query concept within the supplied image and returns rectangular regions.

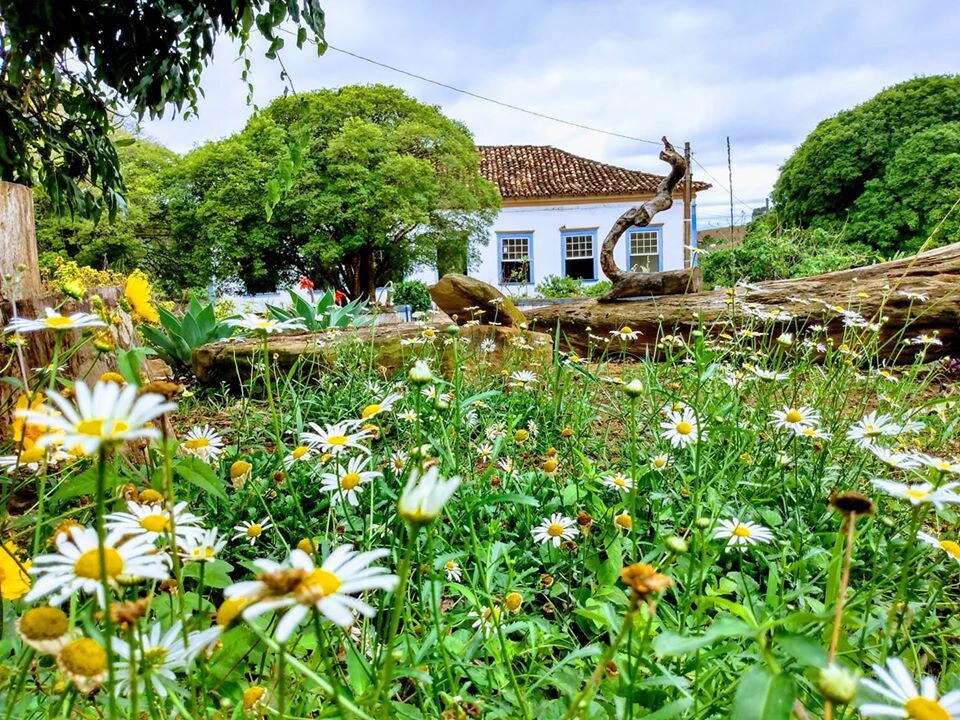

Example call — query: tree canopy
[35,135,179,279]
[0,0,325,220]
[166,84,500,297]
[772,75,960,253]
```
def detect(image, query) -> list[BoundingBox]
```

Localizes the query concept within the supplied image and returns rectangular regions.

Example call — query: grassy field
[1,290,958,720]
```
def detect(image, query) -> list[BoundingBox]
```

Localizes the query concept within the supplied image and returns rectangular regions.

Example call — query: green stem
[262,333,283,449]
[95,447,119,720]
[375,526,417,707]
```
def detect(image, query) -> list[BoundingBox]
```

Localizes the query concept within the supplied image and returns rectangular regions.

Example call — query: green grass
[1,295,958,720]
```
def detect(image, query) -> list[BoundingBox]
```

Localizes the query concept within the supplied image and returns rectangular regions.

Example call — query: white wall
[466,199,687,295]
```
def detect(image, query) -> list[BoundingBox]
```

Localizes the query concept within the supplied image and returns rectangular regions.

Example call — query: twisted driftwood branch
[598,137,698,302]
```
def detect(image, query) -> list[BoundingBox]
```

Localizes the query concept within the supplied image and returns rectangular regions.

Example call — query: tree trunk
[524,242,960,362]
[0,181,42,301]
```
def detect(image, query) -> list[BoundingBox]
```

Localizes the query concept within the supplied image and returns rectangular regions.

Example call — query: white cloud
[141,0,959,220]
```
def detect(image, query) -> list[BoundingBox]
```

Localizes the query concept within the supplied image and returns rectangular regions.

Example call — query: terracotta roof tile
[478,145,710,200]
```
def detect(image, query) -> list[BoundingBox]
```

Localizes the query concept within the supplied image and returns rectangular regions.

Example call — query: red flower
[334,289,347,305]
[299,277,315,291]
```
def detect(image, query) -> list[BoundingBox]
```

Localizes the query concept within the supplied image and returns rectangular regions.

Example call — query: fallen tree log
[192,322,552,384]
[524,242,960,362]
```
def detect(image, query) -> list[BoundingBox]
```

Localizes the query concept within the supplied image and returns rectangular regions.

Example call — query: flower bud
[816,663,859,705]
[665,535,688,554]
[408,360,433,385]
[624,378,644,397]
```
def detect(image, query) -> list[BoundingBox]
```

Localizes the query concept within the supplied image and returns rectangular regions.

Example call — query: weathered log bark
[192,322,552,385]
[429,273,526,327]
[599,137,689,302]
[0,181,42,300]
[525,242,960,362]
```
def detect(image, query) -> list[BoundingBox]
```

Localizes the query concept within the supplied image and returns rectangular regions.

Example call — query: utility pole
[683,141,692,269]
[726,136,734,242]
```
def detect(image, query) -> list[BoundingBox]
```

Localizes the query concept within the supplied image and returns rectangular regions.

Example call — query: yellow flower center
[297,568,342,601]
[246,524,262,537]
[216,597,247,627]
[76,418,129,439]
[230,461,252,479]
[139,489,163,504]
[255,320,273,329]
[191,546,216,560]
[243,687,267,710]
[18,607,69,640]
[653,458,667,468]
[183,437,210,450]
[732,525,752,538]
[361,404,382,419]
[340,472,361,490]
[504,592,523,612]
[785,409,803,424]
[326,435,348,446]
[58,638,107,676]
[905,697,950,720]
[547,523,565,537]
[906,489,930,500]
[139,514,170,533]
[675,421,693,435]
[74,548,123,580]
[143,646,169,667]
[615,514,633,530]
[620,326,633,334]
[44,316,74,329]
[515,429,529,442]
[614,477,627,487]
[292,446,310,460]
[939,540,960,559]
[444,560,456,570]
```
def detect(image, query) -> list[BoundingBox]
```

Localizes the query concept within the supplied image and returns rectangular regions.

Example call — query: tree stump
[0,181,42,300]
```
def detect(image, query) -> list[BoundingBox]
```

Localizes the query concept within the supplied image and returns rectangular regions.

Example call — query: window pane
[564,234,593,259]
[501,236,529,261]
[565,257,594,280]
[629,254,657,273]
[501,260,531,284]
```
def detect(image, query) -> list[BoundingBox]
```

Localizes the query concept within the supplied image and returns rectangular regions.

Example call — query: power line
[327,44,662,146]
[327,43,763,216]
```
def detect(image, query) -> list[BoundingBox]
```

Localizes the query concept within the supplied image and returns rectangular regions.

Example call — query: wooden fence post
[0,181,42,300]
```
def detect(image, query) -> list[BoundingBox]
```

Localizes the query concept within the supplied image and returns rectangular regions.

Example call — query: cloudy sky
[142,0,957,229]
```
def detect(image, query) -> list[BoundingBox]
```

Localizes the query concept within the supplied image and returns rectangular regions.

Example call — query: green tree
[35,135,179,278]
[772,75,960,252]
[166,85,500,297]
[0,0,325,219]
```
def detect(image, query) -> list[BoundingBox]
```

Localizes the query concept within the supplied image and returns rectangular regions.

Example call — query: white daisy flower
[650,454,672,471]
[486,422,507,440]
[909,333,943,347]
[179,527,227,564]
[847,412,902,446]
[713,518,773,552]
[660,407,703,447]
[898,290,928,303]
[26,527,171,607]
[509,370,537,387]
[602,473,633,492]
[301,421,371,456]
[531,513,578,548]
[398,409,418,422]
[225,546,398,642]
[359,393,402,421]
[283,445,314,469]
[389,450,408,472]
[225,314,306,334]
[233,518,273,545]
[749,367,790,381]
[870,479,960,510]
[105,500,206,545]
[866,446,923,470]
[398,465,460,526]
[610,326,639,341]
[770,405,820,431]
[476,442,494,460]
[480,339,496,353]
[112,621,221,698]
[792,425,831,441]
[4,308,106,334]
[443,559,463,582]
[917,531,960,565]
[320,455,381,507]
[17,381,175,456]
[178,425,225,463]
[469,605,502,637]
[914,454,960,474]
[860,657,960,719]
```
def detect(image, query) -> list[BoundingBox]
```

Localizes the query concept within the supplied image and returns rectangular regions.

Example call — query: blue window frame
[561,228,598,281]
[691,202,699,267]
[624,225,662,273]
[497,232,534,285]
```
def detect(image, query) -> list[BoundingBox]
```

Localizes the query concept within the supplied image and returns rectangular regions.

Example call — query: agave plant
[265,290,372,331]
[139,297,235,371]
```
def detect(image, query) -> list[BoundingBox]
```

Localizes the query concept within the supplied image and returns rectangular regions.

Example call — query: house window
[627,228,661,273]
[562,230,597,280]
[499,234,532,284]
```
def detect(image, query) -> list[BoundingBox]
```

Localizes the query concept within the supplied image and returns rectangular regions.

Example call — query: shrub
[392,280,432,314]
[536,274,582,298]
[699,214,875,287]
[582,279,613,297]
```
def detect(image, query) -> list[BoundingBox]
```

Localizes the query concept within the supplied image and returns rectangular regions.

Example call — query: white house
[413,145,710,294]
